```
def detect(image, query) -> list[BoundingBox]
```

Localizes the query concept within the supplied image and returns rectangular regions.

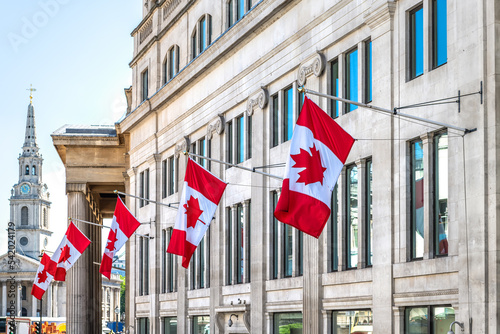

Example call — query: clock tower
[9,95,52,260]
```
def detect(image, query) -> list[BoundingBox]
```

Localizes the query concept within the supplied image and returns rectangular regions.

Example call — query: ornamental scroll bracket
[297,50,326,86]
[206,114,225,140]
[246,86,269,117]
[175,135,190,158]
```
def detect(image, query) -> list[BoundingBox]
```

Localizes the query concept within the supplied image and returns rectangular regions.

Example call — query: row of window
[19,206,48,228]
[137,306,455,333]
[138,131,448,293]
[23,164,37,176]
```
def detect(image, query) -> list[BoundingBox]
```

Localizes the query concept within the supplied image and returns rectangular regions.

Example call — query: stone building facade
[53,0,500,333]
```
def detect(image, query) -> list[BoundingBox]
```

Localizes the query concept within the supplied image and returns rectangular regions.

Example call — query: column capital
[246,86,268,117]
[66,183,87,194]
[207,114,225,140]
[297,50,326,86]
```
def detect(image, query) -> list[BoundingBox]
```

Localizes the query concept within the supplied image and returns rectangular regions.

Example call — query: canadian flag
[100,197,141,279]
[51,221,91,281]
[167,158,227,268]
[274,97,355,238]
[32,253,56,300]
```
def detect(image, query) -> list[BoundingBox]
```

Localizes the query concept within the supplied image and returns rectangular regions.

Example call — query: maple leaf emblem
[291,144,327,185]
[37,269,48,284]
[184,196,205,229]
[106,228,118,252]
[58,244,72,264]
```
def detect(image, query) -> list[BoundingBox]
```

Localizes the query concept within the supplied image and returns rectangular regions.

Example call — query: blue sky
[0,0,141,254]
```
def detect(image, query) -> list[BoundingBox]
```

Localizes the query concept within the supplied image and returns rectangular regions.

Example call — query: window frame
[409,4,424,80]
[346,164,359,269]
[345,47,359,113]
[410,139,424,260]
[431,0,447,69]
[365,159,373,266]
[283,86,294,142]
[271,94,279,148]
[192,14,212,59]
[141,69,149,102]
[364,40,372,103]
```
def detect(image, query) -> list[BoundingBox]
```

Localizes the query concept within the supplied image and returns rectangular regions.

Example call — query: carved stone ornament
[0,256,21,271]
[206,114,225,140]
[175,136,190,157]
[246,86,269,116]
[297,50,326,86]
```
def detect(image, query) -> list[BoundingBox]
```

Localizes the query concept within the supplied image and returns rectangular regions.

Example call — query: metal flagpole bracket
[114,190,179,209]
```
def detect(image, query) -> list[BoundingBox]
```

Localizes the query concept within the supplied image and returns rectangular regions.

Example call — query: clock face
[20,184,31,194]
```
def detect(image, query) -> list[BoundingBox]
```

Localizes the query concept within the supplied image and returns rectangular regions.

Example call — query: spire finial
[26,84,36,104]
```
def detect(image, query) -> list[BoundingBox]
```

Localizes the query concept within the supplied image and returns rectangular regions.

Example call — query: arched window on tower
[21,206,28,225]
[25,165,29,175]
[32,165,36,175]
[43,208,47,228]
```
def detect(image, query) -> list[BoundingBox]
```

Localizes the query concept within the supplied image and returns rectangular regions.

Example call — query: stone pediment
[0,252,40,273]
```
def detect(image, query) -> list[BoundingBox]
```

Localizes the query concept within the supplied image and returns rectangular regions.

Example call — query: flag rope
[68,217,154,239]
[299,87,476,134]
[114,190,179,209]
[184,151,284,180]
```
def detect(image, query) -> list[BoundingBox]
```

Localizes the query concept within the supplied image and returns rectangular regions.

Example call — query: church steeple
[23,86,39,156]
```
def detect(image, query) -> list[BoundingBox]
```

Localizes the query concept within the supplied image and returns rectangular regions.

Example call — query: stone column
[2,282,6,316]
[32,295,37,317]
[47,281,52,317]
[53,283,58,317]
[16,283,21,316]
[66,183,101,334]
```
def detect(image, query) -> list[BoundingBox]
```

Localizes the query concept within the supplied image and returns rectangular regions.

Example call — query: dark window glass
[404,306,455,334]
[139,237,143,295]
[21,206,28,225]
[298,91,305,120]
[192,31,197,58]
[272,192,279,279]
[21,286,26,300]
[345,48,358,112]
[298,231,303,276]
[162,160,167,198]
[167,229,175,292]
[138,318,150,334]
[247,201,251,282]
[227,207,233,284]
[168,157,176,196]
[237,203,244,283]
[142,69,148,102]
[432,0,447,68]
[237,115,245,163]
[331,59,340,118]
[283,86,294,142]
[192,316,210,334]
[163,317,177,334]
[200,17,206,52]
[25,165,29,175]
[366,160,373,266]
[435,133,448,256]
[365,40,372,103]
[247,116,252,159]
[199,236,205,288]
[162,229,167,293]
[145,169,150,203]
[273,313,303,334]
[199,138,206,168]
[410,6,424,78]
[237,0,245,20]
[32,166,36,176]
[228,0,234,27]
[411,140,424,259]
[272,95,279,147]
[283,224,293,277]
[347,165,358,268]
[330,184,339,272]
[168,46,177,80]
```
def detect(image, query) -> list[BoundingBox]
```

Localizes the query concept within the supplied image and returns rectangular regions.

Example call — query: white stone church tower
[9,99,52,259]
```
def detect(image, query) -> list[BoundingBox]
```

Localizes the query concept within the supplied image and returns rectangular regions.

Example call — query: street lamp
[114,306,119,333]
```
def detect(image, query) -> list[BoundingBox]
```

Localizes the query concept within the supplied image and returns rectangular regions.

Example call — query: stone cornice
[363,1,397,30]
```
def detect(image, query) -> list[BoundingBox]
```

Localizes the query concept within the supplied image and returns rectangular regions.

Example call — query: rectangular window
[227,207,233,284]
[272,95,279,147]
[298,231,303,276]
[283,86,294,142]
[366,160,373,266]
[330,59,340,118]
[162,229,167,293]
[139,236,149,295]
[168,157,176,196]
[273,313,303,334]
[237,0,245,20]
[139,170,148,208]
[236,203,244,283]
[227,121,233,165]
[163,317,177,334]
[138,318,150,334]
[162,160,167,199]
[298,90,305,116]
[345,48,358,112]
[405,306,454,334]
[207,138,212,171]
[330,184,339,272]
[432,0,447,68]
[346,165,358,268]
[365,40,372,103]
[283,224,293,277]
[192,316,210,334]
[411,140,424,259]
[192,31,197,58]
[332,310,372,334]
[435,133,448,256]
[199,138,206,168]
[410,5,424,78]
[167,229,175,293]
[141,69,148,102]
[200,17,206,52]
[228,0,234,27]
[272,192,279,279]
[247,201,251,282]
[237,115,245,163]
[247,115,252,159]
[199,235,206,288]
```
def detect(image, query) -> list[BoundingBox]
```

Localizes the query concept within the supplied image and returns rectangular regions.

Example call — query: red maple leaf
[106,228,118,252]
[37,269,48,284]
[184,196,205,229]
[58,244,72,264]
[291,144,327,185]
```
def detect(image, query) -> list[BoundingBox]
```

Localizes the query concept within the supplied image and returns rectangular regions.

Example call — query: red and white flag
[100,197,141,279]
[167,158,227,268]
[51,221,91,281]
[32,253,56,300]
[274,97,355,238]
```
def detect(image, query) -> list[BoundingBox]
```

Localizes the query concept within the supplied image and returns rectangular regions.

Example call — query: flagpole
[114,190,179,209]
[299,87,476,134]
[68,217,154,239]
[184,151,284,180]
